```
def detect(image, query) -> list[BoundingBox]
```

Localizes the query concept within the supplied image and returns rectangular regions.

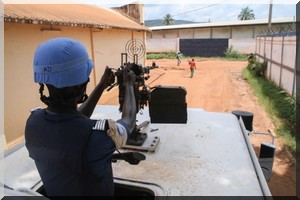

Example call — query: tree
[238,7,255,20]
[163,14,174,25]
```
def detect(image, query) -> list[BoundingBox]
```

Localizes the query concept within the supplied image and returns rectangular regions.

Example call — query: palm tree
[163,14,174,25]
[238,7,255,20]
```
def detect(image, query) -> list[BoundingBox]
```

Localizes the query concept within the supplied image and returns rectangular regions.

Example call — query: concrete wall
[178,29,194,39]
[4,22,145,147]
[146,38,178,52]
[231,26,254,38]
[229,38,256,54]
[256,35,296,96]
[212,27,230,38]
[194,28,211,38]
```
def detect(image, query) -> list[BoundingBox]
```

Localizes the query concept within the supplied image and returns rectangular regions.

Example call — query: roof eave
[150,18,295,31]
[4,17,149,32]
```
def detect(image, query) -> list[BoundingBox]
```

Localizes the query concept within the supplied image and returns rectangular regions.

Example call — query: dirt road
[99,58,296,196]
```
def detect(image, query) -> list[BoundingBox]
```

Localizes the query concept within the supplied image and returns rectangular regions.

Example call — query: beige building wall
[146,38,178,52]
[231,26,254,38]
[229,38,256,53]
[4,22,145,147]
[163,30,178,38]
[193,28,211,38]
[178,29,193,39]
[212,27,230,38]
[93,29,146,82]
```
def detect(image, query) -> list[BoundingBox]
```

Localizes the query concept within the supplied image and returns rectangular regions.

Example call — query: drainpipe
[0,1,4,149]
[143,31,147,66]
[131,31,134,63]
[90,28,97,87]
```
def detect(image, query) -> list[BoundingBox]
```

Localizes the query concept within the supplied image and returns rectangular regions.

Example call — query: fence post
[255,36,258,56]
[279,36,285,87]
[269,36,273,79]
[292,66,295,97]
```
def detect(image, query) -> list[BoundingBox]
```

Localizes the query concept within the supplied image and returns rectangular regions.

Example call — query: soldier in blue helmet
[25,38,137,196]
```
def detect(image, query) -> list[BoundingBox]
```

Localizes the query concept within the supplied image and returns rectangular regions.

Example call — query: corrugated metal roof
[150,17,295,31]
[4,4,150,31]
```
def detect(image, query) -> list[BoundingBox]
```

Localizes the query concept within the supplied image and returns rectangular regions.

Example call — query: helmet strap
[39,83,51,106]
[76,79,89,104]
[78,93,88,104]
[38,79,89,108]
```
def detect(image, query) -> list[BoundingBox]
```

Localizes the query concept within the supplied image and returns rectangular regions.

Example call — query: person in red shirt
[188,58,197,78]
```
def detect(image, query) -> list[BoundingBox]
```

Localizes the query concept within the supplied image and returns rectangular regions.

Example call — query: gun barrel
[144,65,158,73]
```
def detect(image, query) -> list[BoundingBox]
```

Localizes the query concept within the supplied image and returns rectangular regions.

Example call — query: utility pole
[268,0,273,32]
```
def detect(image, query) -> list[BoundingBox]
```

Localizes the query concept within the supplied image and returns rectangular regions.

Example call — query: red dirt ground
[98,58,296,196]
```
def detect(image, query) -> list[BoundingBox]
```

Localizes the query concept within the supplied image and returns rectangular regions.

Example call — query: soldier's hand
[100,66,115,88]
[123,66,136,87]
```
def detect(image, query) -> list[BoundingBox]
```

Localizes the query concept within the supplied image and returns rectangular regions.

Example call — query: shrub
[247,60,267,77]
[224,46,247,60]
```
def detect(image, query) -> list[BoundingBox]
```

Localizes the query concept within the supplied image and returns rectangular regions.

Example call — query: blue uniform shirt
[25,109,129,196]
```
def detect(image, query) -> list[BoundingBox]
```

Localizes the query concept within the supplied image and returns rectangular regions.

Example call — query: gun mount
[107,61,158,147]
[107,62,158,113]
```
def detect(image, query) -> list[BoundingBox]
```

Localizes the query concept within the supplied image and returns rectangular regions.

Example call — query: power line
[172,1,227,17]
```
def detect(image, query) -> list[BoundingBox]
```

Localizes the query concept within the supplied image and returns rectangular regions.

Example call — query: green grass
[146,52,247,61]
[147,52,203,60]
[223,45,248,60]
[243,68,296,156]
[147,52,178,59]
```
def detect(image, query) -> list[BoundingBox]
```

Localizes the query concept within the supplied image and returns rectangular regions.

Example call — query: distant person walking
[177,51,181,66]
[188,58,196,78]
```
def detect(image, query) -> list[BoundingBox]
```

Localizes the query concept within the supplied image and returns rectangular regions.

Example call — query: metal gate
[180,39,228,57]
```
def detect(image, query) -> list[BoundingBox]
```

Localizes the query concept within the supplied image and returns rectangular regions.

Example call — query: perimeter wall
[255,33,296,96]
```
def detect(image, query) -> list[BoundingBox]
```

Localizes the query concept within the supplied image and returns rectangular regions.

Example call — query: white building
[146,17,295,56]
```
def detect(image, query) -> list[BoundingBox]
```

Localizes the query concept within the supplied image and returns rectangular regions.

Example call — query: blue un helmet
[33,38,94,88]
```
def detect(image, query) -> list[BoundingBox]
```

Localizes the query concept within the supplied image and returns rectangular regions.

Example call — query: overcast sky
[80,1,297,23]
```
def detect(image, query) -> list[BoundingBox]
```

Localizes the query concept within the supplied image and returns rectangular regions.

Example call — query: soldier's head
[33,38,94,108]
